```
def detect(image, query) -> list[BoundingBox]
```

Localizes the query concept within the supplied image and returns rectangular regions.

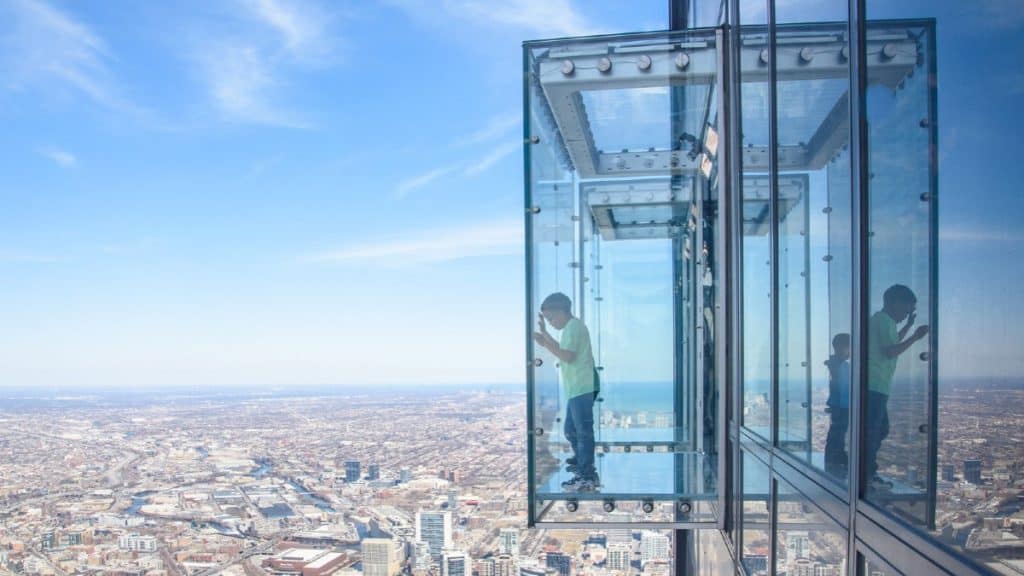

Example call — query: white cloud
[0,0,137,112]
[463,141,520,177]
[306,219,523,265]
[454,111,520,147]
[940,226,1024,243]
[193,0,336,128]
[237,0,330,59]
[977,0,1024,29]
[37,146,77,168]
[198,42,310,128]
[440,0,599,37]
[395,166,458,197]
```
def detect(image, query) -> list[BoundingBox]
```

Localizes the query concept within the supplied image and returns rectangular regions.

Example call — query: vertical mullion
[846,0,868,572]
[767,0,779,573]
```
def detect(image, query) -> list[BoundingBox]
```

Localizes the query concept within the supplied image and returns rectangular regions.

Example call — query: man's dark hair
[540,292,572,314]
[883,284,917,308]
[832,333,851,350]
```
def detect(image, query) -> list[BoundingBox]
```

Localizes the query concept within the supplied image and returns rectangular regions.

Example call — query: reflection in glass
[862,556,899,576]
[741,449,770,576]
[739,2,772,438]
[772,21,853,484]
[863,22,936,527]
[775,478,848,575]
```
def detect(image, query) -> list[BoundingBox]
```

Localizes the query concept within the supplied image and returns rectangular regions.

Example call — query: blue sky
[0,0,1021,390]
[0,0,669,389]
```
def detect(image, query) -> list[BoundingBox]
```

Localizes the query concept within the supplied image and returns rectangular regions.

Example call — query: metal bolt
[561,60,575,75]
[529,135,540,144]
[565,499,579,512]
[603,500,615,513]
[534,428,544,436]
[528,206,541,214]
[760,49,770,64]
[840,46,849,61]
[678,501,692,514]
[800,47,814,63]
[597,57,612,73]
[675,52,690,70]
[637,55,652,71]
[882,43,898,60]
[533,358,543,367]
[920,192,932,202]
[642,500,655,514]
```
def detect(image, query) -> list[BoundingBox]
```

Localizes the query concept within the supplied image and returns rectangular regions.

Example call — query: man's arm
[537,335,578,364]
[884,325,929,358]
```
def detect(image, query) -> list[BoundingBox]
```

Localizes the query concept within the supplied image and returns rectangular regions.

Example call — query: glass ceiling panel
[582,84,712,154]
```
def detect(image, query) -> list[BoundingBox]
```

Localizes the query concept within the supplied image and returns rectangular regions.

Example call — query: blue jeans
[824,407,849,475]
[564,392,596,479]
[865,391,890,479]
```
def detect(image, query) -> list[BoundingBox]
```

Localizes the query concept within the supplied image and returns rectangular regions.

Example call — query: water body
[355,519,392,540]
[127,491,156,515]
[287,480,335,512]
[251,460,272,479]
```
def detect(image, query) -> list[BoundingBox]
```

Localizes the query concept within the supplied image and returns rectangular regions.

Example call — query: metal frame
[526,6,991,574]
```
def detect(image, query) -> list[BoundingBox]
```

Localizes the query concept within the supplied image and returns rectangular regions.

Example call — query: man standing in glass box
[533,292,600,493]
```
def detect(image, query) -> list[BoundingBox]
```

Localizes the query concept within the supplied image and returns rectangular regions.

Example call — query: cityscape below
[1,383,1021,576]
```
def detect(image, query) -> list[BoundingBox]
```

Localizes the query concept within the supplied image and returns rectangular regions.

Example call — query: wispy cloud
[440,0,599,37]
[193,0,336,128]
[940,226,1024,243]
[463,141,520,177]
[0,250,63,264]
[305,219,523,265]
[395,166,458,197]
[976,0,1024,30]
[237,0,330,60]
[1,0,140,113]
[453,111,520,148]
[37,146,77,168]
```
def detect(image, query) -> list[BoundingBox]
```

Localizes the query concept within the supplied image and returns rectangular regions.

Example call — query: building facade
[524,1,1023,574]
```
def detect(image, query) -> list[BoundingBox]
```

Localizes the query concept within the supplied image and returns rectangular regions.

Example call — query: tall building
[367,463,380,481]
[415,511,452,562]
[363,538,403,576]
[447,488,458,511]
[607,544,631,572]
[494,554,516,576]
[964,459,983,485]
[400,468,412,483]
[544,553,572,576]
[942,464,955,482]
[412,541,432,572]
[499,528,519,555]
[640,531,670,566]
[345,460,361,482]
[785,532,810,561]
[441,550,469,576]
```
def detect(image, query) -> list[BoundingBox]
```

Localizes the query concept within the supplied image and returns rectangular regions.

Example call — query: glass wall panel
[696,529,737,575]
[862,20,936,527]
[772,16,853,485]
[739,0,772,439]
[775,477,848,575]
[861,2,1024,571]
[861,554,900,576]
[527,78,578,514]
[740,448,770,575]
[525,28,721,525]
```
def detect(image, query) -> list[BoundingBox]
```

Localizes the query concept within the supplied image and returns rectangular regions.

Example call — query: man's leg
[563,403,578,465]
[571,393,597,481]
[865,392,887,480]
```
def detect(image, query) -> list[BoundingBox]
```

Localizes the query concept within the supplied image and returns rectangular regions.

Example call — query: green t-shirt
[867,311,898,395]
[559,317,596,399]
